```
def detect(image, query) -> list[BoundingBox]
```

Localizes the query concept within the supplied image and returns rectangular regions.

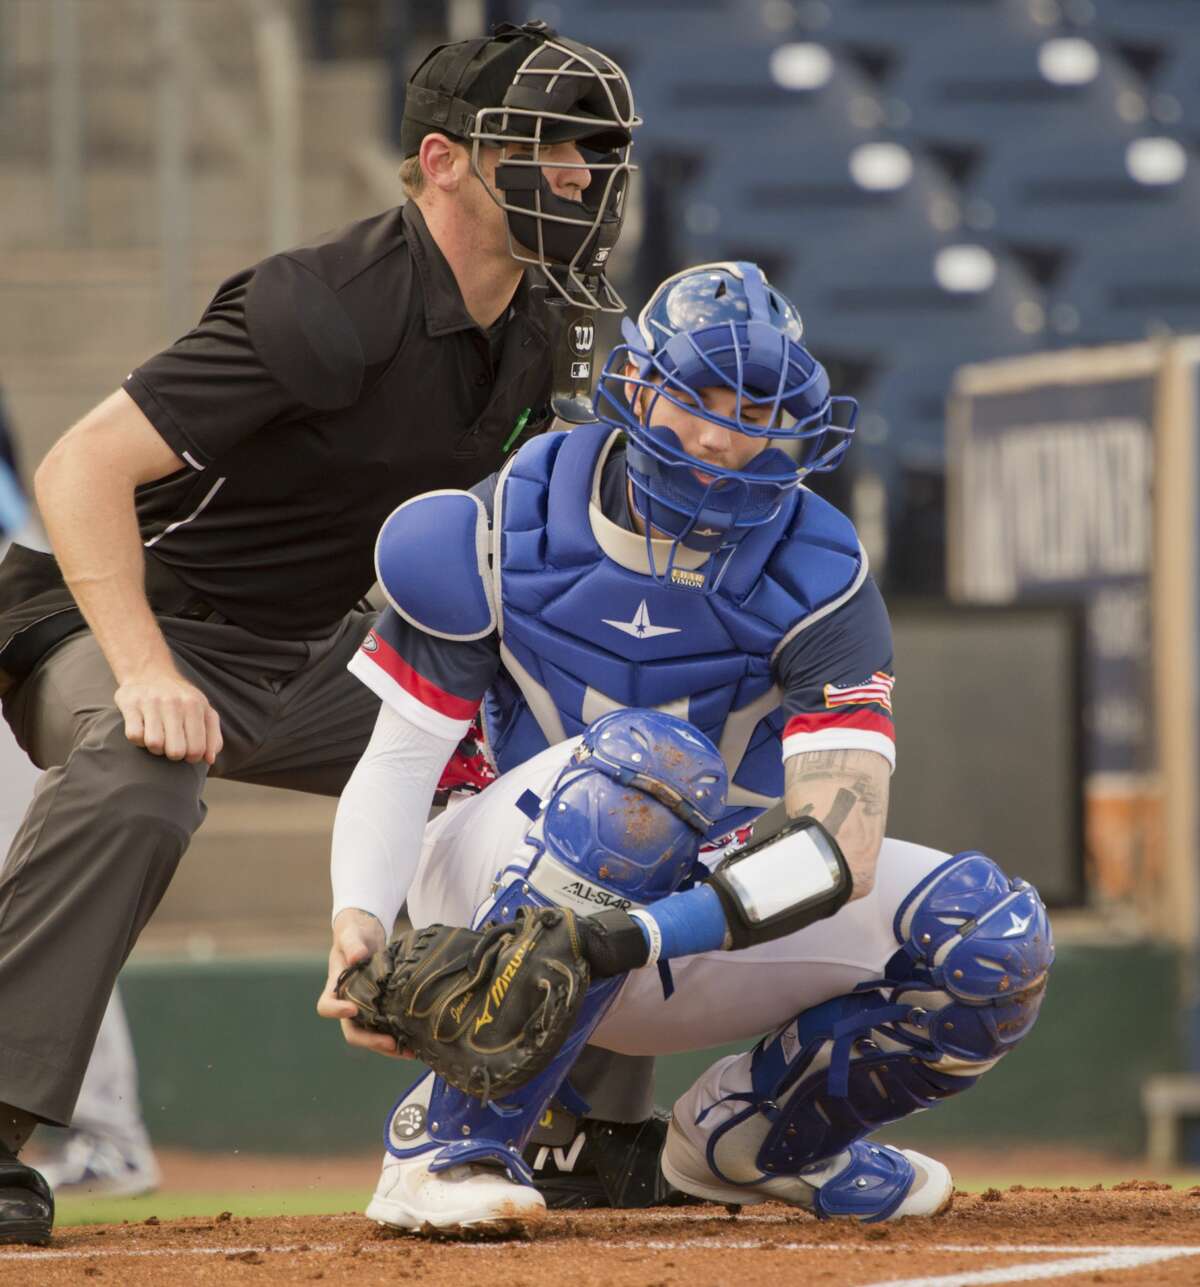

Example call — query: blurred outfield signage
[948,340,1200,945]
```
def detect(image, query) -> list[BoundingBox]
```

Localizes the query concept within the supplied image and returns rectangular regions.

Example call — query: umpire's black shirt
[121,202,554,639]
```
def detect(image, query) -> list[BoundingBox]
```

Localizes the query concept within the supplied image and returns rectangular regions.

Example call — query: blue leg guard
[382,708,726,1186]
[382,877,625,1185]
[680,853,1053,1211]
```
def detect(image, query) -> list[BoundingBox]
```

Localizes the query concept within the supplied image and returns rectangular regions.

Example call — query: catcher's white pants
[407,740,948,1057]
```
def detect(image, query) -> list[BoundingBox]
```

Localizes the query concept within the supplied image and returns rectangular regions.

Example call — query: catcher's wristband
[579,908,652,978]
[628,910,662,965]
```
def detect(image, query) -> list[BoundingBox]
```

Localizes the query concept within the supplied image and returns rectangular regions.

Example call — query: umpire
[0,21,636,1245]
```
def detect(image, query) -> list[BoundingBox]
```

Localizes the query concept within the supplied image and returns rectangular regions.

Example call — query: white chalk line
[0,1242,337,1262]
[860,1245,1200,1287]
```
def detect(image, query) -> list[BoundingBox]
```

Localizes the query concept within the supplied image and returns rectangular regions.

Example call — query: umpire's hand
[317,908,408,1058]
[117,666,223,764]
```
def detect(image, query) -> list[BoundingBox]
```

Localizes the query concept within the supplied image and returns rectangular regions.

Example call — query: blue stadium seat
[678,141,960,264]
[776,243,1045,365]
[963,137,1200,251]
[1066,0,1200,46]
[1047,245,1200,346]
[515,0,794,53]
[888,36,1149,149]
[859,359,964,469]
[813,0,1049,51]
[629,42,886,160]
[1148,38,1200,144]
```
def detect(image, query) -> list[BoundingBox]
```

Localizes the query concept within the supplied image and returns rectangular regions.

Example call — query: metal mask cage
[467,39,640,311]
[600,337,859,478]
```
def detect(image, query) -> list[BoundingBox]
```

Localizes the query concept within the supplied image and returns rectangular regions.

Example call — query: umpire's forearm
[35,399,178,685]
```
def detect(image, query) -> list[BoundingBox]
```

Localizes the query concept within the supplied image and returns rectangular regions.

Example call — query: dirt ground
[116,1141,1200,1192]
[5,1186,1200,1287]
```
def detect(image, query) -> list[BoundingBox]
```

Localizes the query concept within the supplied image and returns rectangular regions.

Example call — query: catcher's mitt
[336,906,590,1102]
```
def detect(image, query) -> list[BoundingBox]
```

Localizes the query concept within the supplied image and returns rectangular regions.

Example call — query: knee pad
[523,708,728,911]
[700,852,1053,1185]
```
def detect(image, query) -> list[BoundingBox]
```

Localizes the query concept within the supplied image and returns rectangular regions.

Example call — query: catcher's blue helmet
[595,262,857,585]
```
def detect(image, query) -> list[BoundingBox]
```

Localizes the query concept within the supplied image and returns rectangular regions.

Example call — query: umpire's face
[471,140,593,257]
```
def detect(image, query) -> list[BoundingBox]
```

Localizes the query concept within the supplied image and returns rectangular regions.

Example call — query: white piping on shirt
[143,476,227,550]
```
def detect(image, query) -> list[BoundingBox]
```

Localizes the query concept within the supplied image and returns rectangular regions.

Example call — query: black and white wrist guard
[704,816,853,952]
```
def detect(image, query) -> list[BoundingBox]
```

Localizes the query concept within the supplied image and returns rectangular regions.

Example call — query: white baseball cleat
[661,1115,952,1222]
[366,1149,547,1233]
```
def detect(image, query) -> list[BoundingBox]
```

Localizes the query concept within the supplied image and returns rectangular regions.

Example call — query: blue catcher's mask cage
[594,261,858,590]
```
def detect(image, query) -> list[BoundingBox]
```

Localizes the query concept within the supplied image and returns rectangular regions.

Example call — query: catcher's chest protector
[490,425,865,832]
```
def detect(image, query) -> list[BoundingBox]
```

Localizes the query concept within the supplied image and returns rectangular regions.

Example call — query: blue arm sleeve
[632,883,728,963]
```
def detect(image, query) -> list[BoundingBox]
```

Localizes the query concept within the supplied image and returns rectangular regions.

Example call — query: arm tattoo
[784,749,891,897]
[822,786,857,834]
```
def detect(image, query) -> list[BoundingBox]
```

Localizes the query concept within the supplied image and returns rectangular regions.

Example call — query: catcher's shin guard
[382,973,625,1184]
[665,853,1052,1215]
[383,709,726,1195]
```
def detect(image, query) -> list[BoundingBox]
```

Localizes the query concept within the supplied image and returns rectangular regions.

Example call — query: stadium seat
[678,140,960,264]
[1147,37,1200,144]
[814,0,1049,52]
[1047,245,1200,346]
[888,36,1149,149]
[963,136,1200,251]
[512,0,797,55]
[777,243,1046,365]
[630,41,886,161]
[859,358,964,469]
[1067,0,1200,46]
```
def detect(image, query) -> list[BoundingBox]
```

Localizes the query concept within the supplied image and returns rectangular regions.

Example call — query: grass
[56,1188,370,1227]
[54,1173,1200,1228]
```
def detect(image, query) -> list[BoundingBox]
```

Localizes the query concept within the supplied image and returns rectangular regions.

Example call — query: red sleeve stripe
[366,630,480,721]
[785,709,895,740]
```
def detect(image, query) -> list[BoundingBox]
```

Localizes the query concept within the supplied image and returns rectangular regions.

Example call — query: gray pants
[0,612,653,1129]
[0,611,379,1124]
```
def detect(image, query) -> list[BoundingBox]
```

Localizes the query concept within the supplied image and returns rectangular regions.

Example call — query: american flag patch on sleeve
[823,671,895,713]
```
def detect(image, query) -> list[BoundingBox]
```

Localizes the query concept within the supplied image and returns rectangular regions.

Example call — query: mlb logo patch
[823,671,894,712]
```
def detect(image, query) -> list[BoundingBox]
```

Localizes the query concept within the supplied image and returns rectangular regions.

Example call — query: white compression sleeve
[330,701,460,931]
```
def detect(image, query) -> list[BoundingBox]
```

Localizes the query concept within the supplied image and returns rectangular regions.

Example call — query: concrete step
[2,58,387,169]
[0,247,254,466]
[297,59,389,163]
[0,69,259,167]
[7,0,266,75]
[0,160,375,251]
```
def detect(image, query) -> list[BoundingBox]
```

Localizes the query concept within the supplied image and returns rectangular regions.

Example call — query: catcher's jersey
[350,426,895,832]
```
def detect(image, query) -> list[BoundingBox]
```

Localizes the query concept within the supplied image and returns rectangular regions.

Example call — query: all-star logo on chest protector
[602,600,682,639]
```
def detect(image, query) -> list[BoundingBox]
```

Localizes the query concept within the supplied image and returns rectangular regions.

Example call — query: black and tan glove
[336,906,591,1102]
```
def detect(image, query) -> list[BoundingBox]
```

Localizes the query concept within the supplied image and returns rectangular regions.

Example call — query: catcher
[318,262,1054,1232]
